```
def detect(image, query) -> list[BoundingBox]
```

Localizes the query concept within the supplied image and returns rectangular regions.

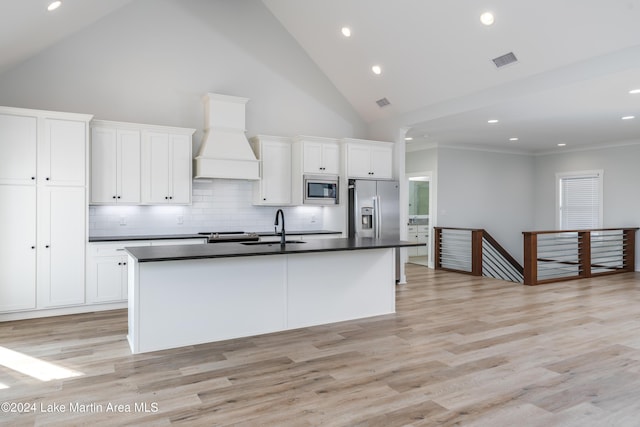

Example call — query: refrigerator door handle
[373,195,381,239]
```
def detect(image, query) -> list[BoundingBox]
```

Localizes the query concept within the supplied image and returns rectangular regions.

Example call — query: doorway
[406,174,431,267]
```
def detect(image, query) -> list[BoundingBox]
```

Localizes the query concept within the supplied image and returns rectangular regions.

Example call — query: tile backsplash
[89,180,324,236]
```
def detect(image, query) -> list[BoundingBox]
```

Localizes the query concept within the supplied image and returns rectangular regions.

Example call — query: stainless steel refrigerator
[348,179,400,281]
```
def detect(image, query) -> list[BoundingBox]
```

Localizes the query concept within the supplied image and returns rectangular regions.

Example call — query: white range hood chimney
[194,93,259,180]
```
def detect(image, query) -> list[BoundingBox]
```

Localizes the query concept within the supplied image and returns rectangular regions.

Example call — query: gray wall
[0,0,366,148]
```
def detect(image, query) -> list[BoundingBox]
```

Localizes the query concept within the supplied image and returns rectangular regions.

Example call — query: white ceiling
[1,0,640,154]
[263,0,640,153]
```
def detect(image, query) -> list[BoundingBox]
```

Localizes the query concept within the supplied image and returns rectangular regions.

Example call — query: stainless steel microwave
[303,175,339,205]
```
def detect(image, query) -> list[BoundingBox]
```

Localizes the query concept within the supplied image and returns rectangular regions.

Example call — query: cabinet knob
[113,196,117,199]
[165,196,169,200]
[118,262,122,266]
[263,198,267,201]
[46,177,50,181]
[117,196,121,199]
[169,196,173,200]
[31,246,35,249]
[45,245,50,248]
[31,176,35,180]
[123,262,127,265]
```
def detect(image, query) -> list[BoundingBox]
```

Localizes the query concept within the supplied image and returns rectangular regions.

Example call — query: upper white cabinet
[41,119,87,186]
[139,125,194,205]
[0,114,37,185]
[0,110,88,186]
[294,136,340,175]
[250,135,292,206]
[343,139,394,179]
[90,121,141,204]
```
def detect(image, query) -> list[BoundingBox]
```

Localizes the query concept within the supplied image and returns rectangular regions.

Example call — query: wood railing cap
[522,227,639,235]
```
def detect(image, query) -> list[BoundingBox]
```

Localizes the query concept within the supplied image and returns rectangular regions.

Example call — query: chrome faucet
[274,209,286,245]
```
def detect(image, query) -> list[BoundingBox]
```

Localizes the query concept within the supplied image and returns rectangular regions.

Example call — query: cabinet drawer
[418,226,429,232]
[88,241,150,257]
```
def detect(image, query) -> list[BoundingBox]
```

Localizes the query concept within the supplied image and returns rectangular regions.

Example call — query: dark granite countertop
[89,234,205,242]
[89,230,342,242]
[125,237,420,263]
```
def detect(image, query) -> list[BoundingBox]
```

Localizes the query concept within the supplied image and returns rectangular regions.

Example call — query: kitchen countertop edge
[126,238,420,263]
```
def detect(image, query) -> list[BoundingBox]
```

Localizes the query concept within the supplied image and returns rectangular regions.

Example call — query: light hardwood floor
[2,265,640,426]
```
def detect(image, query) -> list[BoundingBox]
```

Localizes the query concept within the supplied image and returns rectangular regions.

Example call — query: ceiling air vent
[376,97,391,108]
[492,52,518,68]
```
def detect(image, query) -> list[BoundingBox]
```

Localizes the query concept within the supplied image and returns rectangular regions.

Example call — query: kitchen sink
[241,240,306,246]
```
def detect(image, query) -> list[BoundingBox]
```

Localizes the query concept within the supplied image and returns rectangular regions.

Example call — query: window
[556,170,603,229]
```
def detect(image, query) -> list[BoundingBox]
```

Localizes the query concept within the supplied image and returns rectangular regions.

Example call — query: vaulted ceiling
[263,0,640,153]
[2,0,640,154]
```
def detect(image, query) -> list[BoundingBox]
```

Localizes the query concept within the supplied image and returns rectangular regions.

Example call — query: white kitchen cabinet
[250,135,292,206]
[343,139,393,179]
[0,106,91,316]
[0,111,87,186]
[141,129,193,205]
[0,113,37,185]
[294,136,340,175]
[90,122,141,204]
[87,238,205,303]
[40,118,87,186]
[37,186,87,308]
[0,186,37,311]
[407,225,429,257]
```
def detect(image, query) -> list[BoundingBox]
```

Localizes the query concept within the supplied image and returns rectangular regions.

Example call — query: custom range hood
[194,93,259,180]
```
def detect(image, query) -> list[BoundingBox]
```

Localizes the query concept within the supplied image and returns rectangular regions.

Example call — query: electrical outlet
[119,216,127,226]
[311,215,317,223]
[177,215,184,225]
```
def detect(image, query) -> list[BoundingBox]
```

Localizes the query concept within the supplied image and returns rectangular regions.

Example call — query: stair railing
[522,228,638,285]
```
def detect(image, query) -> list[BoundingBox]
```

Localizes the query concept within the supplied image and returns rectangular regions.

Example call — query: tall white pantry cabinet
[0,107,92,313]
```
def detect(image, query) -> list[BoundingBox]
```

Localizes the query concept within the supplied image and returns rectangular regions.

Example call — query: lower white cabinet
[0,185,86,312]
[0,186,37,311]
[87,238,206,303]
[407,225,429,257]
[37,186,87,308]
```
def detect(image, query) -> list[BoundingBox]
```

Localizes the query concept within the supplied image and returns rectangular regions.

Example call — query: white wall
[534,142,640,268]
[435,147,535,262]
[0,0,366,147]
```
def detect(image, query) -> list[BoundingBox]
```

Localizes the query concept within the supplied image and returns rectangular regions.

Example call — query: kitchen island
[125,238,418,353]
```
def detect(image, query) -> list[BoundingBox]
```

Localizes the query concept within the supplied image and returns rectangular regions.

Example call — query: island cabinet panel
[129,256,287,353]
[287,249,395,328]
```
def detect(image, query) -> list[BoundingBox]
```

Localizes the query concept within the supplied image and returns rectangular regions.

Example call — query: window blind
[559,173,601,229]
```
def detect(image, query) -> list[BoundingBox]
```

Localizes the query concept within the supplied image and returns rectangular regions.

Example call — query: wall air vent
[492,52,518,68]
[376,97,391,108]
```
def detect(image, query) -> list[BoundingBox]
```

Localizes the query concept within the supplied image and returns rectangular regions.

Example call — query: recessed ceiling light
[371,65,382,75]
[629,89,640,94]
[509,137,519,141]
[404,137,413,141]
[487,119,499,124]
[557,143,567,147]
[622,115,636,120]
[480,12,495,26]
[341,27,351,37]
[47,1,62,11]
